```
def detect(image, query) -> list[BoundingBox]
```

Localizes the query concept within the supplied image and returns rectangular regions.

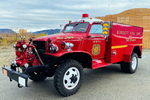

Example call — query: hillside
[0,29,16,34]
[33,29,60,35]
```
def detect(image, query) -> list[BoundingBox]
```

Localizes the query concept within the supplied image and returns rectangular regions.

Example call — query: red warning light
[82,14,89,18]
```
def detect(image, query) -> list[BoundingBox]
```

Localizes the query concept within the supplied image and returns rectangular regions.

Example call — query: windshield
[64,23,89,33]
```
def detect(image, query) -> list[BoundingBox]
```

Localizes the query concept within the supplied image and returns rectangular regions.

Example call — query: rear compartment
[105,22,143,63]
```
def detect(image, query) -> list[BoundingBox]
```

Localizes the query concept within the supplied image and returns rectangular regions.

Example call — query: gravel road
[0,48,150,100]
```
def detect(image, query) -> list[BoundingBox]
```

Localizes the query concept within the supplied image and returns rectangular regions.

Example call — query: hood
[33,33,87,42]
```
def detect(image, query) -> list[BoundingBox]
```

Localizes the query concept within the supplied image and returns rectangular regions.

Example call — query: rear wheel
[54,59,83,97]
[121,52,138,73]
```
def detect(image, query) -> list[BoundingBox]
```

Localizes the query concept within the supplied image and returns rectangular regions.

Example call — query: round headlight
[61,41,66,49]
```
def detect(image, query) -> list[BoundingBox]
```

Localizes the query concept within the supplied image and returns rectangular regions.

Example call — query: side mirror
[29,38,32,44]
[29,38,32,41]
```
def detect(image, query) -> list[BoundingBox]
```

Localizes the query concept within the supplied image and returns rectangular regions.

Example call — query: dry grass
[0,32,47,46]
[0,45,15,67]
[0,31,48,67]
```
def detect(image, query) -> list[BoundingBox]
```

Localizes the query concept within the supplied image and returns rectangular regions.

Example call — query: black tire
[54,59,83,97]
[121,52,138,73]
[29,71,47,82]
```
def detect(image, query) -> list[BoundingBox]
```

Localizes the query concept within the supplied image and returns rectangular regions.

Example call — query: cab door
[85,24,106,59]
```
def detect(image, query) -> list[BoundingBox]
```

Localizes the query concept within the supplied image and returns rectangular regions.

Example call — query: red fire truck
[2,14,143,96]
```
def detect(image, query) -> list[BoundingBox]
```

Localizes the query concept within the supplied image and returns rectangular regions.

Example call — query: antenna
[60,24,63,33]
[107,0,110,21]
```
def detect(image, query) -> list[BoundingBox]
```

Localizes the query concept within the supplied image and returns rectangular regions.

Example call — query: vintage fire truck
[2,14,143,96]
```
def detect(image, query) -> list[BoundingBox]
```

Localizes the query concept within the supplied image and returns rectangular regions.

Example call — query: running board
[92,59,110,69]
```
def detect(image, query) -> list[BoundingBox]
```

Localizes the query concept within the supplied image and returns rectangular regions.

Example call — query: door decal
[92,44,100,56]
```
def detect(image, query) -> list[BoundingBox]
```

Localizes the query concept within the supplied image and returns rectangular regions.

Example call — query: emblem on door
[92,44,100,56]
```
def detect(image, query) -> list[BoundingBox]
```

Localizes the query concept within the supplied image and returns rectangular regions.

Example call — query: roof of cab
[72,18,103,24]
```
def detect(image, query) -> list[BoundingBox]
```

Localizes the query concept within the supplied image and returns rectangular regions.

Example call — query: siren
[82,14,89,18]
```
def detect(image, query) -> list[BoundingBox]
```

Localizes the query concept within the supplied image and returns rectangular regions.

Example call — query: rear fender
[123,44,142,63]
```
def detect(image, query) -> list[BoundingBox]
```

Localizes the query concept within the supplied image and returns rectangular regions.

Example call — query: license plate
[18,77,26,87]
[3,69,7,76]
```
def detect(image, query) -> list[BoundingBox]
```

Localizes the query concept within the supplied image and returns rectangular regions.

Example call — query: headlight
[65,42,74,49]
[61,41,74,51]
[61,41,66,49]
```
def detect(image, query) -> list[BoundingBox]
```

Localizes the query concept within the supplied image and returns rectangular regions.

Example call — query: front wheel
[121,52,138,73]
[54,59,83,97]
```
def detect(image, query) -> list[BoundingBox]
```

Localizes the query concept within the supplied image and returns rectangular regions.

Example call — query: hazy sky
[0,0,150,32]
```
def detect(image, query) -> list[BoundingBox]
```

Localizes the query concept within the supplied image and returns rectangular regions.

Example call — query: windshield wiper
[93,25,101,34]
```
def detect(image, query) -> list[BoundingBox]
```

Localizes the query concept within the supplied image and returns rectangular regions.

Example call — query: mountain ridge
[33,29,61,35]
[0,29,16,34]
[0,29,61,35]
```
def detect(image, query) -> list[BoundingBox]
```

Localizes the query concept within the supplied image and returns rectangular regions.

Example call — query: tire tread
[54,59,83,97]
[121,52,138,73]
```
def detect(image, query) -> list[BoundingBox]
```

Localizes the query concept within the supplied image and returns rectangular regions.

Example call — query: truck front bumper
[2,66,29,87]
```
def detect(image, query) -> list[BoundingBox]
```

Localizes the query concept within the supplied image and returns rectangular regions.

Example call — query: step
[92,59,110,69]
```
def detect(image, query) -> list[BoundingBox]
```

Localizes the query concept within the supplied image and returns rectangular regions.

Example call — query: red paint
[109,23,143,63]
[92,59,110,69]
[82,14,89,18]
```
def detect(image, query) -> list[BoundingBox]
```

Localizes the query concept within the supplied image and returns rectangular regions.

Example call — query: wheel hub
[70,74,77,83]
[63,67,80,90]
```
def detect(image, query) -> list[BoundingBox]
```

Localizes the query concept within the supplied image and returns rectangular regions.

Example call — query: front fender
[45,50,92,58]
[45,51,93,68]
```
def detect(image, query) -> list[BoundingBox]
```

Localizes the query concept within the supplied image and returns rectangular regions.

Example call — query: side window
[90,24,103,34]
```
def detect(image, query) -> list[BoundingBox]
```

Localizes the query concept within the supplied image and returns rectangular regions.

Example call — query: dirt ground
[0,45,15,67]
[0,46,150,100]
